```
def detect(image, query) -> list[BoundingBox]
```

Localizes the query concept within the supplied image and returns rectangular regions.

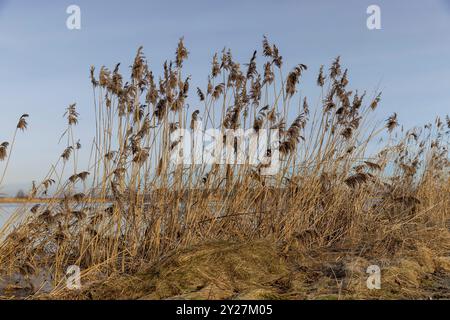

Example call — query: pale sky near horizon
[0,0,449,193]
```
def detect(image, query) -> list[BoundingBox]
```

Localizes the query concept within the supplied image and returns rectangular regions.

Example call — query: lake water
[0,201,112,232]
[0,204,31,233]
[0,204,54,296]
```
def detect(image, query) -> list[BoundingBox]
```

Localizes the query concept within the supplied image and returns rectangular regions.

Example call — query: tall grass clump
[0,37,449,298]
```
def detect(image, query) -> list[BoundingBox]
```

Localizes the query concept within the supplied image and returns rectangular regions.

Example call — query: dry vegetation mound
[52,238,450,300]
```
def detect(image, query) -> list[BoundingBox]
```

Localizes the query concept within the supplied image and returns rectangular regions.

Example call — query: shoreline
[0,197,110,204]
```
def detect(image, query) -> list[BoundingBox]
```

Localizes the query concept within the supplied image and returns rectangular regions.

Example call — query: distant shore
[0,197,109,204]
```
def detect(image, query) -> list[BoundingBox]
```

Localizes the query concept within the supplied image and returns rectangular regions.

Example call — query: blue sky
[0,0,449,193]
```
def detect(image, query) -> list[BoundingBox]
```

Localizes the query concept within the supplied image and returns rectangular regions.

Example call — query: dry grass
[0,37,449,299]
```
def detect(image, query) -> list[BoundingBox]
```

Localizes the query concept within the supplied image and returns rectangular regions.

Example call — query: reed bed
[0,38,449,299]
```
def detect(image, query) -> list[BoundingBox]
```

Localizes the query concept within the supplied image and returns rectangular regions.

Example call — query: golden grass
[0,198,109,204]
